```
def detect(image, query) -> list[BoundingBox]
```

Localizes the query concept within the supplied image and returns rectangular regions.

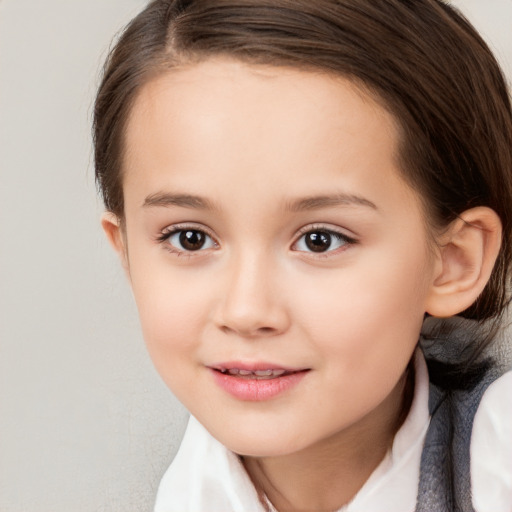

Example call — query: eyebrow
[286,193,377,212]
[142,192,217,210]
[142,191,377,212]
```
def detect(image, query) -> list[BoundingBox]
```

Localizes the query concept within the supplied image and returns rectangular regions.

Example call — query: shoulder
[471,371,512,512]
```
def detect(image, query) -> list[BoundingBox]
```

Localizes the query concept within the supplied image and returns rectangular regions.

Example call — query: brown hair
[94,0,512,359]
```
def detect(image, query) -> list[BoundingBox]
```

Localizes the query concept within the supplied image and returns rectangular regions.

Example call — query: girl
[94,1,512,510]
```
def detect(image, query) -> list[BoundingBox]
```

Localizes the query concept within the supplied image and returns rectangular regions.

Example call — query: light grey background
[0,1,510,511]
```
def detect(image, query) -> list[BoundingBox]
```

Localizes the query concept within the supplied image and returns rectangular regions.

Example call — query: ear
[101,212,130,279]
[425,207,502,318]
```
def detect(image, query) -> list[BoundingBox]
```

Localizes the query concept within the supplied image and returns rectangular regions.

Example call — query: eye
[293,229,355,253]
[161,228,216,252]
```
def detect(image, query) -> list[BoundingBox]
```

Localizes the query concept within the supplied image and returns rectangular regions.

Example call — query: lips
[208,362,310,401]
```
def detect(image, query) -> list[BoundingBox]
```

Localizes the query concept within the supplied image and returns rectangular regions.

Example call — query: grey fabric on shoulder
[415,317,509,512]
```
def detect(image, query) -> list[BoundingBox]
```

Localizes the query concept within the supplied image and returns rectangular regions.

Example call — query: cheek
[130,274,212,400]
[289,252,429,423]
[293,244,432,361]
[128,258,211,361]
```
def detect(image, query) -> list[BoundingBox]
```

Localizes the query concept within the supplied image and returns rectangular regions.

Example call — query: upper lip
[208,361,309,372]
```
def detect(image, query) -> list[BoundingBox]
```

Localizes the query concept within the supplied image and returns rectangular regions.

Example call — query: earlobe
[425,207,502,318]
[101,212,130,278]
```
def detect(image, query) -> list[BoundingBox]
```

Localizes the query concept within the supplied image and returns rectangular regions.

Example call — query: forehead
[122,58,420,217]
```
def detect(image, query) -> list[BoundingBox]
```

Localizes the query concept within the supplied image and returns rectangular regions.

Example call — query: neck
[242,367,413,512]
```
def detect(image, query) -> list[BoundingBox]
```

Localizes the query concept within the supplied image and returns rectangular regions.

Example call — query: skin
[103,58,502,511]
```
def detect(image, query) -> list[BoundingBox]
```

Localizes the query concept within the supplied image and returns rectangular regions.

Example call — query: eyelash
[155,224,218,256]
[155,224,358,256]
[292,224,358,256]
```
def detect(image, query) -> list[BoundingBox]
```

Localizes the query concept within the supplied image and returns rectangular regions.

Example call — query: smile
[209,363,310,401]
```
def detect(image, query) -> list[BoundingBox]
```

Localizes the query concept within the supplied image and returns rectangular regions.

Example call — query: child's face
[118,58,438,456]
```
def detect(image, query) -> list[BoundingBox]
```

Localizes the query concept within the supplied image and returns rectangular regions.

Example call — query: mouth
[212,367,301,379]
[208,363,310,401]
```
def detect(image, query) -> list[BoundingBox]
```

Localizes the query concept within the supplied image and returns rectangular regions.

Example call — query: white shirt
[154,350,512,512]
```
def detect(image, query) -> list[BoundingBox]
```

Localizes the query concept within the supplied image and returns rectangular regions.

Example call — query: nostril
[219,324,278,337]
[220,325,234,335]
[258,327,276,335]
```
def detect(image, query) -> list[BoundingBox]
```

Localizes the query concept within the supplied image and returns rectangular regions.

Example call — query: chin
[213,425,311,458]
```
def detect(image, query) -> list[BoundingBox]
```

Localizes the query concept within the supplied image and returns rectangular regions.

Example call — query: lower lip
[209,369,309,401]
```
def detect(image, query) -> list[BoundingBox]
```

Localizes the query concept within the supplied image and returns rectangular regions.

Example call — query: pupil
[179,230,205,251]
[305,231,331,252]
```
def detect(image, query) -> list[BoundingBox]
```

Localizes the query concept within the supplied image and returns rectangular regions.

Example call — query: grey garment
[415,318,509,512]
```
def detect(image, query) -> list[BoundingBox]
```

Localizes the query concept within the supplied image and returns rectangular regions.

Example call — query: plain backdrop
[0,1,511,511]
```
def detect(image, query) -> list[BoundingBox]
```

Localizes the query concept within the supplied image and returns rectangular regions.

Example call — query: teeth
[221,368,289,377]
[254,370,273,377]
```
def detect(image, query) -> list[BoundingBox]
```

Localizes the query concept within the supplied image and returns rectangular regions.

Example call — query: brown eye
[305,231,332,252]
[165,229,216,252]
[179,230,206,251]
[293,228,355,254]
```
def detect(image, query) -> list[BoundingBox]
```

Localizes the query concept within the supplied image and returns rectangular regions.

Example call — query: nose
[213,252,290,338]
